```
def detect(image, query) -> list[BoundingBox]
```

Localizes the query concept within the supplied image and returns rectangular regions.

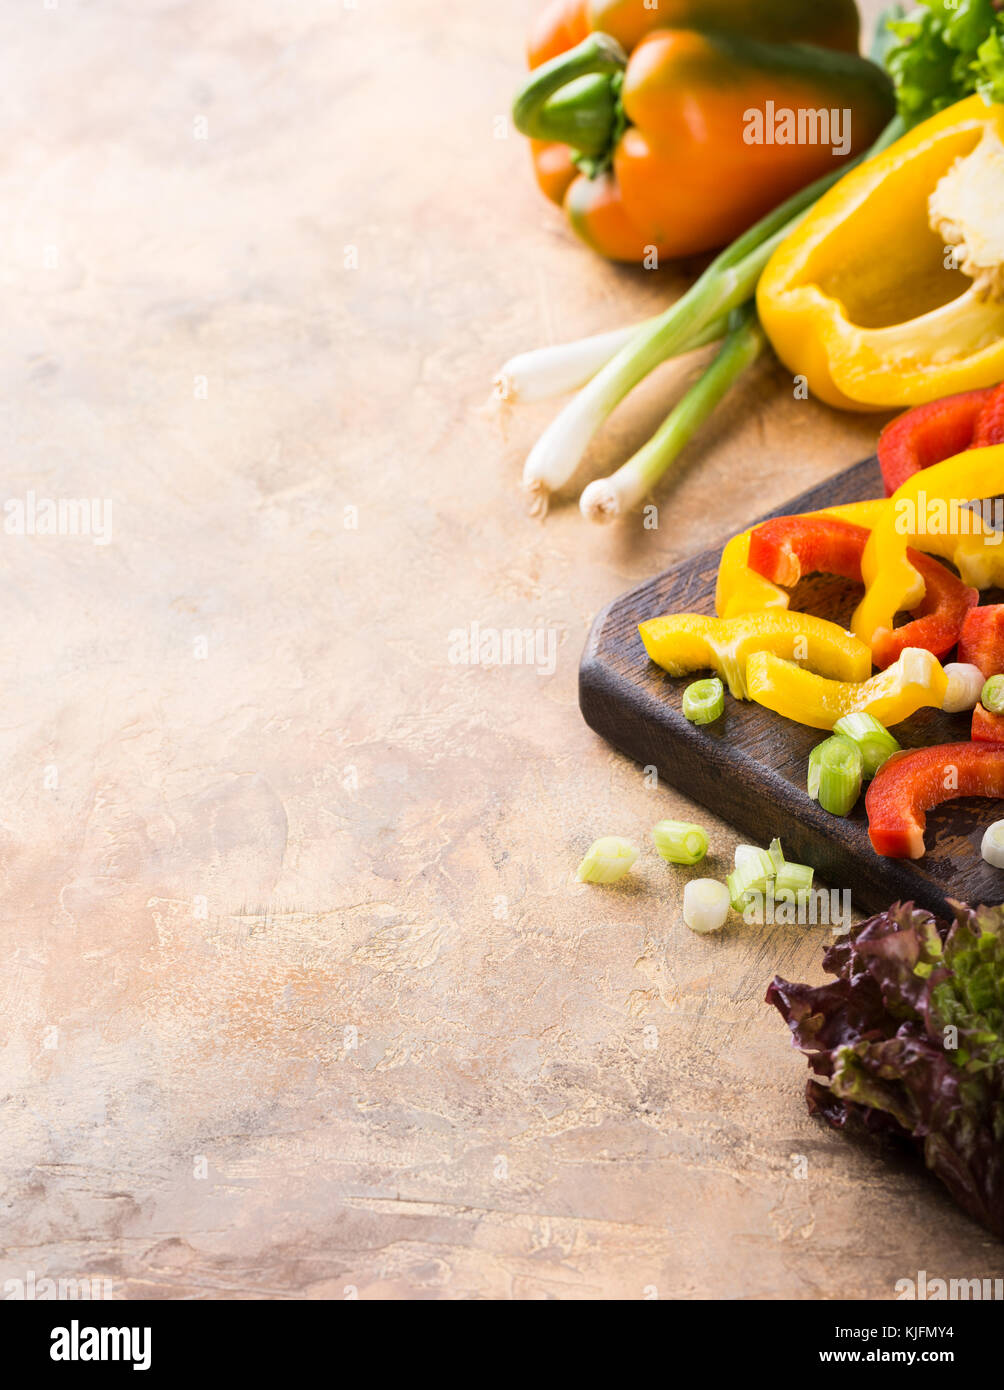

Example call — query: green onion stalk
[580,304,766,522]
[507,24,912,516]
[518,111,905,516]
[493,312,729,405]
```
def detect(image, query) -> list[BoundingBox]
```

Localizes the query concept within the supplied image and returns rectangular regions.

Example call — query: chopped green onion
[982,820,1004,869]
[831,713,900,778]
[807,735,864,817]
[652,819,708,865]
[683,878,731,934]
[768,837,785,875]
[576,836,638,884]
[726,870,749,913]
[942,662,985,714]
[682,676,724,725]
[728,848,773,909]
[775,861,814,897]
[734,844,774,886]
[982,675,1004,715]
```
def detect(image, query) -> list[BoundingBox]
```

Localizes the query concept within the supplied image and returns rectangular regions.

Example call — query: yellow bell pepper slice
[715,531,789,619]
[757,96,1004,411]
[716,499,888,619]
[853,443,1004,646]
[639,610,871,700]
[746,646,948,731]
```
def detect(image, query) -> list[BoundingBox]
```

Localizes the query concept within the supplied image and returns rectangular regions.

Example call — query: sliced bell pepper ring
[898,505,1004,591]
[746,646,948,731]
[715,499,888,620]
[866,742,1004,859]
[972,702,1004,744]
[958,604,1004,679]
[854,444,1004,647]
[749,515,867,587]
[715,531,790,620]
[747,516,978,668]
[638,610,870,700]
[876,387,995,497]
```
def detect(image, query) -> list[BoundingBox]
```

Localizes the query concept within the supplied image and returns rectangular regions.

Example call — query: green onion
[775,861,814,897]
[519,117,905,514]
[832,712,901,778]
[982,820,1004,869]
[768,837,785,875]
[652,820,708,865]
[942,662,985,714]
[723,867,762,911]
[494,312,729,405]
[982,675,1004,715]
[580,304,765,522]
[682,676,725,725]
[734,844,774,888]
[682,878,731,934]
[726,871,752,913]
[576,836,638,883]
[807,735,864,816]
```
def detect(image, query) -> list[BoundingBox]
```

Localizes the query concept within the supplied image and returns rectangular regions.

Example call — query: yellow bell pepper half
[757,96,1004,411]
[746,646,948,731]
[639,610,871,700]
[853,443,1004,646]
[716,499,888,619]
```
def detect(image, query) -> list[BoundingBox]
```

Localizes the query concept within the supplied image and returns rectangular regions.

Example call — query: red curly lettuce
[767,900,1004,1238]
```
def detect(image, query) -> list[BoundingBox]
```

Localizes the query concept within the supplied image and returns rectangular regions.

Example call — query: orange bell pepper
[528,1,862,69]
[514,5,894,263]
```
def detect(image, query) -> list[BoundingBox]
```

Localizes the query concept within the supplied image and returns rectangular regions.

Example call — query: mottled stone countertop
[2,0,1002,1300]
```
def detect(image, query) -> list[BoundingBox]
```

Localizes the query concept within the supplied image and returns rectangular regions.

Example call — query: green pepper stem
[511,32,628,159]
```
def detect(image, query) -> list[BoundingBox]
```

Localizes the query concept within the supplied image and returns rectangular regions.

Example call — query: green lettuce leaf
[880,0,1004,125]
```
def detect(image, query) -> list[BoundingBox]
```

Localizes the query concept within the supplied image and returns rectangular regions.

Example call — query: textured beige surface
[2,0,1003,1301]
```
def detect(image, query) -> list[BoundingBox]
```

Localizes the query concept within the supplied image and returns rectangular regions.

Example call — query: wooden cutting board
[579,456,1004,920]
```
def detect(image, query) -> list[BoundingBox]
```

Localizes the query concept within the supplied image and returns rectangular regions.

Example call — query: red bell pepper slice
[972,382,1004,449]
[972,702,1004,744]
[866,742,1004,858]
[958,605,1004,679]
[747,516,977,669]
[876,388,993,497]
